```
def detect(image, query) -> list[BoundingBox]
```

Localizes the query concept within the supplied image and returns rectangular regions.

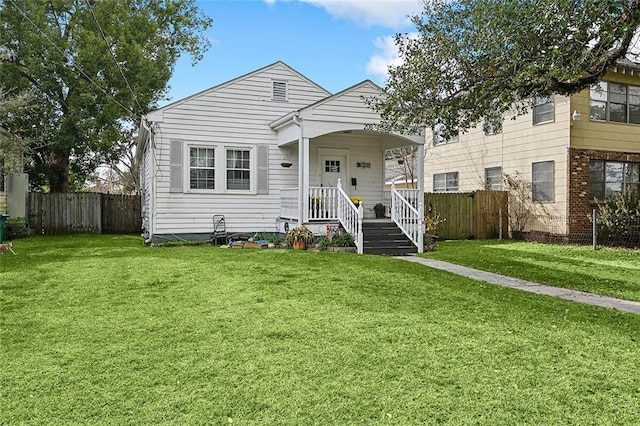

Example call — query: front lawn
[1,235,639,424]
[424,240,640,302]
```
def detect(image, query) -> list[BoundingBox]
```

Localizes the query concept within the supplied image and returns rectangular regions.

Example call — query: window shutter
[257,145,269,194]
[169,139,183,193]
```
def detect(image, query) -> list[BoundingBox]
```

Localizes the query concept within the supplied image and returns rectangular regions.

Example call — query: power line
[83,0,146,116]
[6,0,137,117]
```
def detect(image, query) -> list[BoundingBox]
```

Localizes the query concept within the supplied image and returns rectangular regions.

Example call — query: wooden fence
[28,192,141,235]
[425,190,508,240]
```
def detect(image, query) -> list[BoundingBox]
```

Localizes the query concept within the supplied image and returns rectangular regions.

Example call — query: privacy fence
[425,190,509,240]
[28,192,141,235]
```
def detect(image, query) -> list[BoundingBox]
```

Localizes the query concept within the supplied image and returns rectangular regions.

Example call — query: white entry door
[320,155,347,189]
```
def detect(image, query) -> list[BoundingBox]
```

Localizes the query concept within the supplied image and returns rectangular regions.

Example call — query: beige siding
[424,95,570,217]
[0,193,6,213]
[570,71,640,152]
[151,63,329,234]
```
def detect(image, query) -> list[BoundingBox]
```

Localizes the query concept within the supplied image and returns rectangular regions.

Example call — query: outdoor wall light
[572,110,581,121]
[280,162,293,168]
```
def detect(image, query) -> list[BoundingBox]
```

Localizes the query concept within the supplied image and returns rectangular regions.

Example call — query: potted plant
[374,203,386,218]
[284,226,315,250]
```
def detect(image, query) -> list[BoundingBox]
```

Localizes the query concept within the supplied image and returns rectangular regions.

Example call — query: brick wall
[567,148,640,233]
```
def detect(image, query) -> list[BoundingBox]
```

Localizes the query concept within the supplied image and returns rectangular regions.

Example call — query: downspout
[141,118,155,244]
[293,112,304,226]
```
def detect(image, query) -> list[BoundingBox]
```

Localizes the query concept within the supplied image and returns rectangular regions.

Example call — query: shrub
[596,192,640,246]
[330,232,355,247]
[4,217,33,240]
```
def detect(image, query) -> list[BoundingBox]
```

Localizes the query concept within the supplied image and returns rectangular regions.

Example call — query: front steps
[362,220,418,256]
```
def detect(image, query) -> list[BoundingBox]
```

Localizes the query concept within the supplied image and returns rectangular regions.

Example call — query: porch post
[416,142,425,253]
[301,137,310,223]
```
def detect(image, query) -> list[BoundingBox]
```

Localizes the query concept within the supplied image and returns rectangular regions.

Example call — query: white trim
[183,143,257,194]
[224,146,255,194]
[271,80,288,102]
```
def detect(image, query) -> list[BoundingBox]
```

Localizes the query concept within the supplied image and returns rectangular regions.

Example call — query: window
[189,147,215,190]
[590,81,640,124]
[532,161,554,202]
[325,160,340,173]
[483,117,502,136]
[485,167,502,190]
[533,97,554,125]
[226,149,251,190]
[433,172,458,192]
[589,160,640,200]
[433,123,458,146]
[272,81,287,102]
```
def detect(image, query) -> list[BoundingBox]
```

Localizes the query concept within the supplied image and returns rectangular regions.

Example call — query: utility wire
[6,0,137,117]
[83,0,146,116]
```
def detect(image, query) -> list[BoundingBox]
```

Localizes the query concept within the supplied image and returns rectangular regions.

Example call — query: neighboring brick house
[424,59,640,237]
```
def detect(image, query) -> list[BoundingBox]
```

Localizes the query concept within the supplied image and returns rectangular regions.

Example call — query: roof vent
[272,81,287,102]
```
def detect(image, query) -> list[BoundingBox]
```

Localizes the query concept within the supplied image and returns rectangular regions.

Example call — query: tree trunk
[48,153,70,193]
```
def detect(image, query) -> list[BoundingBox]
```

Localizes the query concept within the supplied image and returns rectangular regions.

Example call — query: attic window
[272,81,288,102]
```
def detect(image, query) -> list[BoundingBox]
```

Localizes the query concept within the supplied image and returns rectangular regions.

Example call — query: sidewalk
[397,256,640,315]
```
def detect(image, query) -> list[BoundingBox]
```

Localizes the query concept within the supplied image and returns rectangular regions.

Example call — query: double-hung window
[533,97,554,125]
[226,149,251,191]
[189,147,215,190]
[485,167,502,190]
[589,160,640,200]
[590,81,640,124]
[532,161,554,202]
[433,172,459,192]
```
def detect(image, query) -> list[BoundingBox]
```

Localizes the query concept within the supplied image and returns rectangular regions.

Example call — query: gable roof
[150,61,331,114]
[269,80,383,129]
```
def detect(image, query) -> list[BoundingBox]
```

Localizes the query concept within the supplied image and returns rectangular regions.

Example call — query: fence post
[592,208,597,251]
[499,208,503,240]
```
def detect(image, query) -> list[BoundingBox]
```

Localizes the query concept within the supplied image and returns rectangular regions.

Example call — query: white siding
[309,132,387,219]
[308,82,382,124]
[150,63,329,235]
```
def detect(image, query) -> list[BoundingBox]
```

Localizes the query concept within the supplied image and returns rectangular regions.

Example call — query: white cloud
[366,33,417,83]
[266,0,422,29]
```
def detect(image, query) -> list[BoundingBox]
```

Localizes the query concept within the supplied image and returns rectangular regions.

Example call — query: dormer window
[272,81,288,102]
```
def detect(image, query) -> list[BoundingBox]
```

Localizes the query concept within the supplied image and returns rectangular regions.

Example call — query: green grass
[1,235,640,424]
[423,240,640,302]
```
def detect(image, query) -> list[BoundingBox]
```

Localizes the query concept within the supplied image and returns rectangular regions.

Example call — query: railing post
[357,202,364,254]
[417,198,424,254]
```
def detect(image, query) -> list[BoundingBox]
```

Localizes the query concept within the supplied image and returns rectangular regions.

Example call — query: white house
[137,62,425,253]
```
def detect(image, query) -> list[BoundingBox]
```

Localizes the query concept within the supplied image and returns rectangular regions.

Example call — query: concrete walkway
[397,256,640,315]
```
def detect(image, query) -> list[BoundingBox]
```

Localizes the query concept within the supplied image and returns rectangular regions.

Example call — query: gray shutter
[256,145,269,194]
[169,139,183,193]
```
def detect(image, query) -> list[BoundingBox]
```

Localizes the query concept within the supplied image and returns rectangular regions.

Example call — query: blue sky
[163,0,422,105]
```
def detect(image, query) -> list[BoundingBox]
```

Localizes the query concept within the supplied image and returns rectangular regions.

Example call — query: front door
[320,155,347,189]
